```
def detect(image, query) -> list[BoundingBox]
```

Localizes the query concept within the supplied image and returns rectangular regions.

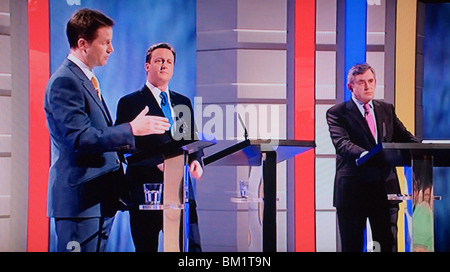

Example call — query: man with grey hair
[326,63,419,252]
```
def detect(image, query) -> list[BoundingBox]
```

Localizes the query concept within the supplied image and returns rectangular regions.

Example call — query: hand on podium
[189,160,203,179]
[156,160,203,179]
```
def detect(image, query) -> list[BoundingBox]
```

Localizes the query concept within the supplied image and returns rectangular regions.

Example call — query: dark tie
[364,103,377,140]
[160,91,173,127]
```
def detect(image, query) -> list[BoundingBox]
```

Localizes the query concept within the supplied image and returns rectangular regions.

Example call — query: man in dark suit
[115,43,204,252]
[44,9,170,252]
[326,63,419,252]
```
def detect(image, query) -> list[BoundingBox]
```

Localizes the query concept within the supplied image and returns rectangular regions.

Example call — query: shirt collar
[352,95,374,117]
[146,80,170,106]
[67,54,94,81]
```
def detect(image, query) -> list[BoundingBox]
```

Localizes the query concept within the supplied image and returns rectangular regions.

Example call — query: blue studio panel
[423,3,450,252]
[344,0,367,101]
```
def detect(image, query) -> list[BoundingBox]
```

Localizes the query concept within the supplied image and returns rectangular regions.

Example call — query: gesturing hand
[129,106,170,136]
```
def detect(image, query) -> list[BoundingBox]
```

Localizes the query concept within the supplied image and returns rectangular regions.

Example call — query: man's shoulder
[372,99,394,111]
[328,100,350,113]
[119,86,146,102]
[169,90,191,104]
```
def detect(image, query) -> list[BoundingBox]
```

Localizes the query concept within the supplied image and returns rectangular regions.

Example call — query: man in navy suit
[44,9,170,252]
[115,43,204,252]
[326,63,419,252]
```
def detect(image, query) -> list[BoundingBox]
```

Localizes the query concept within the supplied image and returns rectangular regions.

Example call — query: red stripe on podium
[27,0,50,252]
[294,0,316,252]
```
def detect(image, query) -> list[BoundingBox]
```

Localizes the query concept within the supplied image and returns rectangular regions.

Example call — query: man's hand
[156,161,203,179]
[129,106,170,136]
[189,160,203,179]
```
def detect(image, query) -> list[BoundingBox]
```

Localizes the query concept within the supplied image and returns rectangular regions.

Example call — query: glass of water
[143,183,163,205]
[239,180,249,198]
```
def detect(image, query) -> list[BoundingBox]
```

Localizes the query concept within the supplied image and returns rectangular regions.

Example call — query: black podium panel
[356,142,450,252]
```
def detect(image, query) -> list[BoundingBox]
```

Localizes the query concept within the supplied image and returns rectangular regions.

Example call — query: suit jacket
[326,99,419,208]
[115,85,203,207]
[44,58,135,218]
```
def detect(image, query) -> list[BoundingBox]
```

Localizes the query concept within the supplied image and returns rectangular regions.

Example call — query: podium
[126,136,215,252]
[203,139,315,252]
[356,142,450,252]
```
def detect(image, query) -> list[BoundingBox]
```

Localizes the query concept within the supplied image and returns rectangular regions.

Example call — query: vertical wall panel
[27,0,50,252]
[0,0,11,252]
[293,0,315,252]
[344,0,367,101]
[197,0,289,252]
[315,0,337,252]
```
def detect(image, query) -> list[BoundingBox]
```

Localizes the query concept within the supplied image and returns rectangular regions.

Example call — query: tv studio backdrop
[0,0,449,252]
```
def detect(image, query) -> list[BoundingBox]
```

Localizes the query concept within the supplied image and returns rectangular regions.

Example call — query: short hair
[347,63,376,85]
[66,8,114,48]
[145,42,176,63]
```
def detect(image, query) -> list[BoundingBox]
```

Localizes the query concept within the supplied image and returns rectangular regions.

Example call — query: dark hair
[66,8,114,48]
[347,63,376,85]
[145,42,176,63]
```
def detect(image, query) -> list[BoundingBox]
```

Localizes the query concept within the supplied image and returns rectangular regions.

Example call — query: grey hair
[347,63,376,86]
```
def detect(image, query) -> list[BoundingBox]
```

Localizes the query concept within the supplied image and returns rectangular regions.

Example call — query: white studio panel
[237,0,286,31]
[316,0,337,45]
[0,97,11,134]
[0,217,10,252]
[316,51,336,100]
[0,35,11,73]
[367,0,386,45]
[0,73,11,91]
[315,104,335,155]
[0,157,11,196]
[366,51,385,100]
[0,134,11,153]
[237,49,286,100]
[315,157,335,210]
[316,211,337,252]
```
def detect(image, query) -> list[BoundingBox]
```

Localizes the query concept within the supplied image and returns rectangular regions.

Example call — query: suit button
[116,159,120,164]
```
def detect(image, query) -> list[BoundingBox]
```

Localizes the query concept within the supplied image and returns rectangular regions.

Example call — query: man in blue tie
[115,43,204,251]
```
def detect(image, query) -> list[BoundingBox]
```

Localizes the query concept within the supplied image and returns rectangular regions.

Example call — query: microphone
[237,113,248,140]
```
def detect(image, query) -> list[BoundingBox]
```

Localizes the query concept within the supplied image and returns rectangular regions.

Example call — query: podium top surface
[203,139,315,166]
[357,142,450,167]
[125,137,216,165]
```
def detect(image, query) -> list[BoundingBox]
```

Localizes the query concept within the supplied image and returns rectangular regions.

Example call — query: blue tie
[159,91,173,127]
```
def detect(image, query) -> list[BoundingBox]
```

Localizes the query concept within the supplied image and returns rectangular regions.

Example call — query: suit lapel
[346,99,376,145]
[373,100,385,143]
[141,86,165,117]
[65,59,113,125]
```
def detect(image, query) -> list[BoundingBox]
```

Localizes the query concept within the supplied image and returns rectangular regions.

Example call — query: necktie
[160,91,173,127]
[364,103,377,140]
[91,74,101,99]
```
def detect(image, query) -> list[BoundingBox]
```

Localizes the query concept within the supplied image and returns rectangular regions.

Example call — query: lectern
[203,139,315,252]
[356,142,450,252]
[126,136,215,252]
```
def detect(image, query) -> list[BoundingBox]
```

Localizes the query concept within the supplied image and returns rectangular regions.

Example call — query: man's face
[84,26,114,69]
[348,69,376,104]
[145,48,175,89]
